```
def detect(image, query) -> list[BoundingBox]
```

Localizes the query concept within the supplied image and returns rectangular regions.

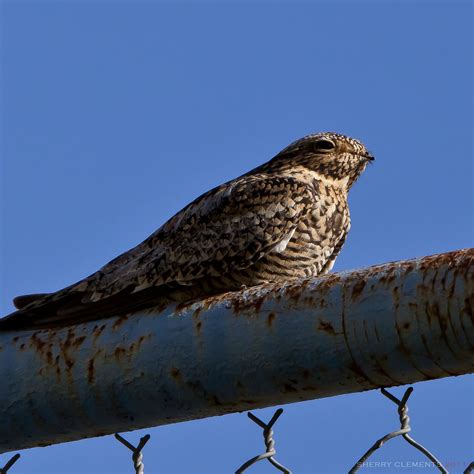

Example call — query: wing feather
[1,174,315,328]
[86,174,315,299]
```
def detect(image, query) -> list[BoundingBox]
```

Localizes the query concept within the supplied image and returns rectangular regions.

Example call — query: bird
[0,132,374,330]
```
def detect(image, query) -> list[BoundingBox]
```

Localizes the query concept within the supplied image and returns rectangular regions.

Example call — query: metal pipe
[1,249,472,453]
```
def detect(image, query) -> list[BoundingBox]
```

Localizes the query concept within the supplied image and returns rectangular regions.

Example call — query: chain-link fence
[2,387,473,474]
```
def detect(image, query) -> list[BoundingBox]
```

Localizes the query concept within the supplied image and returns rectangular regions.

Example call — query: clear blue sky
[1,1,472,473]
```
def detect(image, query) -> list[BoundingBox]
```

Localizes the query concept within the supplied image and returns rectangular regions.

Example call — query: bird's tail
[13,293,51,309]
[0,285,186,331]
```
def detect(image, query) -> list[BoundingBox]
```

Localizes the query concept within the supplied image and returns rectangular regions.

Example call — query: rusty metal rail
[1,249,472,453]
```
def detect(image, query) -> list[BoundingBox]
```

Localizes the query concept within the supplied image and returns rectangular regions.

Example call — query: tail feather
[13,293,51,309]
[0,285,186,331]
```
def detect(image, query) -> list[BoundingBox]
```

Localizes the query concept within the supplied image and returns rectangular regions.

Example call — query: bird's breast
[245,185,350,282]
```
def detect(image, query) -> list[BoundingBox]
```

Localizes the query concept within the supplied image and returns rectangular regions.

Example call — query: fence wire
[114,433,150,474]
[3,387,473,473]
[235,408,291,474]
[350,387,448,473]
[0,454,20,474]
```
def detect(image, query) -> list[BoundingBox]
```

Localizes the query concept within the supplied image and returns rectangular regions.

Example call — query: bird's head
[268,132,374,190]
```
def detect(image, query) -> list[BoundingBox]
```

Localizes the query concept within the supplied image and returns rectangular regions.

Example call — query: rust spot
[285,282,304,302]
[126,335,147,355]
[392,285,400,309]
[423,301,432,325]
[47,329,58,338]
[58,329,78,372]
[371,357,399,382]
[30,333,47,353]
[195,320,202,334]
[439,316,448,334]
[302,296,313,306]
[403,322,410,329]
[231,298,243,314]
[380,272,397,285]
[373,324,381,343]
[363,320,370,343]
[348,361,371,382]
[112,315,129,330]
[212,395,222,405]
[282,382,298,393]
[232,294,267,314]
[447,270,459,299]
[463,297,473,318]
[175,300,190,313]
[317,273,341,292]
[267,312,276,327]
[170,367,181,380]
[87,359,95,384]
[351,279,366,301]
[440,272,447,288]
[92,324,106,342]
[20,343,25,351]
[71,335,86,347]
[142,297,172,315]
[114,346,127,358]
[395,340,413,360]
[318,319,335,335]
[12,336,19,343]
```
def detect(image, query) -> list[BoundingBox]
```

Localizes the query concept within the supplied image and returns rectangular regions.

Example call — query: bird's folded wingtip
[13,293,50,309]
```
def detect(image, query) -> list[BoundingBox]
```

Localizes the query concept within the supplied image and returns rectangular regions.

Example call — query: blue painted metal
[0,248,472,453]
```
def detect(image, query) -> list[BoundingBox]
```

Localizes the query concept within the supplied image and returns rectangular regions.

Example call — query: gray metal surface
[1,249,472,453]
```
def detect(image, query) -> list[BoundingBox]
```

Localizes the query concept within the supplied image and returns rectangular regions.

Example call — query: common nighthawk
[0,132,373,330]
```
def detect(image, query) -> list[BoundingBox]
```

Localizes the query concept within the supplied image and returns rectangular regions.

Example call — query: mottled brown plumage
[0,132,373,330]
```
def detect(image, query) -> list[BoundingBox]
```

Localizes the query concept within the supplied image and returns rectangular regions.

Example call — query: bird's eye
[312,139,336,152]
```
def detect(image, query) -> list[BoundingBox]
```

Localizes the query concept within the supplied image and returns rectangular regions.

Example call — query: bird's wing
[1,174,315,328]
[84,174,316,300]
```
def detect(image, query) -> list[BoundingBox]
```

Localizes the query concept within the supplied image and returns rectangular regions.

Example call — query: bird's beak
[364,152,375,162]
